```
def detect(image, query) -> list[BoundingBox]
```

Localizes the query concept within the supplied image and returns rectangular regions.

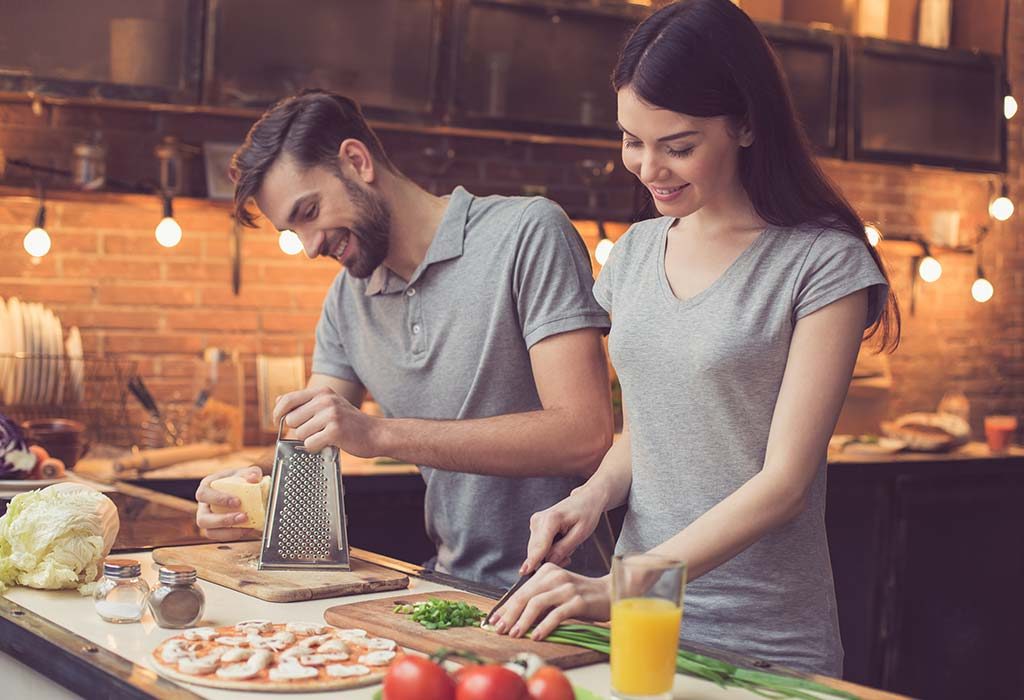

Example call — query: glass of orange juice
[610,553,686,700]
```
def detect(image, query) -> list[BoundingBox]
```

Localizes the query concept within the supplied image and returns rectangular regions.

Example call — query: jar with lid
[148,565,205,628]
[94,558,150,623]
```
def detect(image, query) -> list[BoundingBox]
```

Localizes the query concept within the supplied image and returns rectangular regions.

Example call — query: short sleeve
[311,276,361,383]
[792,229,889,328]
[591,240,617,314]
[512,199,611,348]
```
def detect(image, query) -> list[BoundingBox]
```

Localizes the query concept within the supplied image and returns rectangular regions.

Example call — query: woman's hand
[274,386,381,457]
[491,564,611,641]
[195,465,264,539]
[520,484,609,576]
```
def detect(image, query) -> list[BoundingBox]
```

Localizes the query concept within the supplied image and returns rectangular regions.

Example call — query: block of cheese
[209,475,271,531]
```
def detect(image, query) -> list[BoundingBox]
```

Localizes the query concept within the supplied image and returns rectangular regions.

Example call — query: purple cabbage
[0,413,35,479]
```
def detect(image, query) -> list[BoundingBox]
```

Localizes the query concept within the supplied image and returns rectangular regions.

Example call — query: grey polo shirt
[312,186,614,587]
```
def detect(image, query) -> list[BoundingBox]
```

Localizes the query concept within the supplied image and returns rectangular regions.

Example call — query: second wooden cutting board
[324,590,606,669]
[153,541,409,602]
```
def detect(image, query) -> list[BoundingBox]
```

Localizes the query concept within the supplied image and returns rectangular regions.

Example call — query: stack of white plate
[0,296,83,407]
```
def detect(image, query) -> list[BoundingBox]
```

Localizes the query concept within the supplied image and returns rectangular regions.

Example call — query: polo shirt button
[406,288,416,296]
[412,324,421,334]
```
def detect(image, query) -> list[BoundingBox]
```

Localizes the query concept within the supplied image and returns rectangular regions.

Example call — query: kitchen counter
[1,544,903,700]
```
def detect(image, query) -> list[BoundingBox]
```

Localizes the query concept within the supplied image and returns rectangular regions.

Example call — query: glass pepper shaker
[148,565,205,629]
[94,558,150,623]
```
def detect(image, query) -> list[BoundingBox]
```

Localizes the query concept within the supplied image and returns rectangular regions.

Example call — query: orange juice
[611,597,682,695]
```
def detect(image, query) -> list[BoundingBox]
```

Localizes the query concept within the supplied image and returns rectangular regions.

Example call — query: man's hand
[273,385,381,456]
[195,466,264,540]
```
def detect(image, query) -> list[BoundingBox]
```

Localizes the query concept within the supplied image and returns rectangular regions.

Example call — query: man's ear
[337,139,376,184]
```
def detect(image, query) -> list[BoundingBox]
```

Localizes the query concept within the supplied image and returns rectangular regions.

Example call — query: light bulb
[989,196,1014,221]
[1005,95,1018,120]
[972,277,994,303]
[23,227,52,257]
[278,229,303,255]
[918,256,942,283]
[155,216,182,247]
[595,238,614,266]
[865,224,881,247]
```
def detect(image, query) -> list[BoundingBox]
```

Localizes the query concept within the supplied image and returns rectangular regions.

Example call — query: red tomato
[455,665,530,700]
[382,656,455,700]
[527,666,575,700]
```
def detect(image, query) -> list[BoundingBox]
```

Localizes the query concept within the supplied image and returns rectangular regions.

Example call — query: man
[195,90,614,587]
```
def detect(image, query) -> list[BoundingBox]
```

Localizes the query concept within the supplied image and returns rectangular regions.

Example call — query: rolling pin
[113,443,233,473]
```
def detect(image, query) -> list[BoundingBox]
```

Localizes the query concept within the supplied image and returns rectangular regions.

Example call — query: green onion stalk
[546,624,861,700]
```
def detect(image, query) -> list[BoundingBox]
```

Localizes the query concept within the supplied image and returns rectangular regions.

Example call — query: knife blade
[484,571,534,627]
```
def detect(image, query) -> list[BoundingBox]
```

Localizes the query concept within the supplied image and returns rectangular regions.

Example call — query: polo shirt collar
[362,186,473,296]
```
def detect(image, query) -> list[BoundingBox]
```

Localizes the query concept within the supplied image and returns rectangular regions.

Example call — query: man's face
[256,155,391,278]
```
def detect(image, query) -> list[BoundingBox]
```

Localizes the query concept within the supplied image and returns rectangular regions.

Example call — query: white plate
[0,477,67,492]
[830,435,907,456]
[25,303,43,405]
[0,297,10,404]
[66,326,84,403]
[7,297,25,405]
[53,311,65,405]
[47,309,64,405]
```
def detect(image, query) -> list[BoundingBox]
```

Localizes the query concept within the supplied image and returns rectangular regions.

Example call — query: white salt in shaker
[94,558,150,623]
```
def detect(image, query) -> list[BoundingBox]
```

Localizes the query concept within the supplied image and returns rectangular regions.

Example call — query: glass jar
[94,558,150,623]
[148,565,205,629]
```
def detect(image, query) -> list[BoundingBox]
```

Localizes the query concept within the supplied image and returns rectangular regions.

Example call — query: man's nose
[298,229,324,259]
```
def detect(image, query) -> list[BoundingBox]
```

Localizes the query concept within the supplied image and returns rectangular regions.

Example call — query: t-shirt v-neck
[657,216,771,309]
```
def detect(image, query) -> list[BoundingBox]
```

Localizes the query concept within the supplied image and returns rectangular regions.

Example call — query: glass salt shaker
[94,558,150,623]
[148,565,205,629]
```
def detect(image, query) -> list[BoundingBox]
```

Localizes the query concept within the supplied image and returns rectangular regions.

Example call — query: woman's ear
[337,138,376,184]
[738,122,754,148]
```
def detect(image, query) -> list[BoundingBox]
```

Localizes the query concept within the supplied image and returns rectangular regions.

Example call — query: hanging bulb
[155,195,182,247]
[595,238,614,266]
[23,201,51,257]
[989,185,1014,222]
[918,255,942,283]
[972,276,994,303]
[865,224,881,247]
[1005,95,1018,120]
[278,229,303,255]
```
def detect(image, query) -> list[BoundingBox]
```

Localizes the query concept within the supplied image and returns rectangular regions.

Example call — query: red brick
[261,311,320,334]
[61,257,167,281]
[105,232,201,258]
[166,310,259,332]
[165,261,233,282]
[0,282,94,304]
[105,333,205,354]
[0,252,60,277]
[98,285,196,306]
[58,309,160,330]
[199,285,293,309]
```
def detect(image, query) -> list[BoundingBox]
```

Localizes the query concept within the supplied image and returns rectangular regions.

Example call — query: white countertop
[1,549,816,700]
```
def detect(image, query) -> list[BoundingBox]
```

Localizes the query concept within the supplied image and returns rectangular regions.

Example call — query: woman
[490,0,900,676]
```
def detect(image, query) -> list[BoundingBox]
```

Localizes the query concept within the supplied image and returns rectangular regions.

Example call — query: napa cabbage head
[0,483,119,593]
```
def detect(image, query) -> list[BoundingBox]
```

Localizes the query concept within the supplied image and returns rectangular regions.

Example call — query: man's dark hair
[231,89,396,227]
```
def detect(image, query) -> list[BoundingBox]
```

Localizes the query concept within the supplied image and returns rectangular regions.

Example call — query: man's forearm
[373,407,612,478]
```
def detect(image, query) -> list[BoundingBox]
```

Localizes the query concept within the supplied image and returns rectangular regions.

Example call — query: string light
[1005,95,1019,120]
[23,185,51,258]
[278,229,303,255]
[155,194,182,248]
[865,224,881,247]
[918,241,942,283]
[972,274,994,303]
[989,182,1014,221]
[595,222,614,266]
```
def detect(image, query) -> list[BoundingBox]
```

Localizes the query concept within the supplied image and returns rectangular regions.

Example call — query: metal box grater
[258,420,351,571]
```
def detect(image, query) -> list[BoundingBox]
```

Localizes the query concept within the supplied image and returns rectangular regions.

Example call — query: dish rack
[0,354,139,447]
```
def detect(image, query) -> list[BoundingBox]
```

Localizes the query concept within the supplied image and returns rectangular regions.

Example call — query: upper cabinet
[0,0,203,102]
[0,0,1010,173]
[203,0,443,117]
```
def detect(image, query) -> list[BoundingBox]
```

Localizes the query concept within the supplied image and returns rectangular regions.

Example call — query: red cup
[984,415,1018,454]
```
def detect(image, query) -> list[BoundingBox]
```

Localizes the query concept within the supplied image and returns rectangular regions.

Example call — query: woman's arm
[647,289,867,579]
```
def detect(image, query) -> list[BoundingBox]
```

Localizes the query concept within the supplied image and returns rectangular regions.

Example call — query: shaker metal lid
[103,558,142,577]
[158,564,198,585]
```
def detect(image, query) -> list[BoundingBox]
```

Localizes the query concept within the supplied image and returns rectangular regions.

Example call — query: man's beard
[337,174,391,279]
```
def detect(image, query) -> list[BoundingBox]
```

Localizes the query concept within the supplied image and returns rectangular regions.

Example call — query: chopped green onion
[393,598,486,630]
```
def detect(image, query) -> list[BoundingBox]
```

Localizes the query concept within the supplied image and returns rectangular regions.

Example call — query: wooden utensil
[113,442,233,473]
[324,590,605,670]
[152,541,409,603]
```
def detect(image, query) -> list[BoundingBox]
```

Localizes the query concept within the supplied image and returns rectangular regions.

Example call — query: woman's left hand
[490,564,611,641]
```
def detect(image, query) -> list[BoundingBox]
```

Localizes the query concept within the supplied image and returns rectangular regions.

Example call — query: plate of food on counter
[829,434,907,456]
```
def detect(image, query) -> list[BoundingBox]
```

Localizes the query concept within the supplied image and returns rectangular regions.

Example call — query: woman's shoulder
[612,216,674,254]
[765,222,870,258]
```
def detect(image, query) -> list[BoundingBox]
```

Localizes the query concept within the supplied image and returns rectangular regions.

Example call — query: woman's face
[617,86,751,218]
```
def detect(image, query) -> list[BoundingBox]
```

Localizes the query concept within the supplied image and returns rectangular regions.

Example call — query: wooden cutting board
[324,590,606,670]
[152,541,409,603]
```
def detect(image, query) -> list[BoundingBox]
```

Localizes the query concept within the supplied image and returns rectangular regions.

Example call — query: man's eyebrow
[616,122,700,142]
[286,193,318,225]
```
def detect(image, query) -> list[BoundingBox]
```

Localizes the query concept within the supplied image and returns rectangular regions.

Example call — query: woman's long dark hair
[614,0,900,351]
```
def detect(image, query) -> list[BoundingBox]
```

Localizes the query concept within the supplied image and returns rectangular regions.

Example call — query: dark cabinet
[827,456,1024,700]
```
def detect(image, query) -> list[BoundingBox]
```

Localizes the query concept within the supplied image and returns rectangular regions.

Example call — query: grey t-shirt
[594,217,888,676]
[312,187,614,588]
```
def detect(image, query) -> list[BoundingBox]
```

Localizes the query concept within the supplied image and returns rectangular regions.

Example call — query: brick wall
[2,13,1022,446]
